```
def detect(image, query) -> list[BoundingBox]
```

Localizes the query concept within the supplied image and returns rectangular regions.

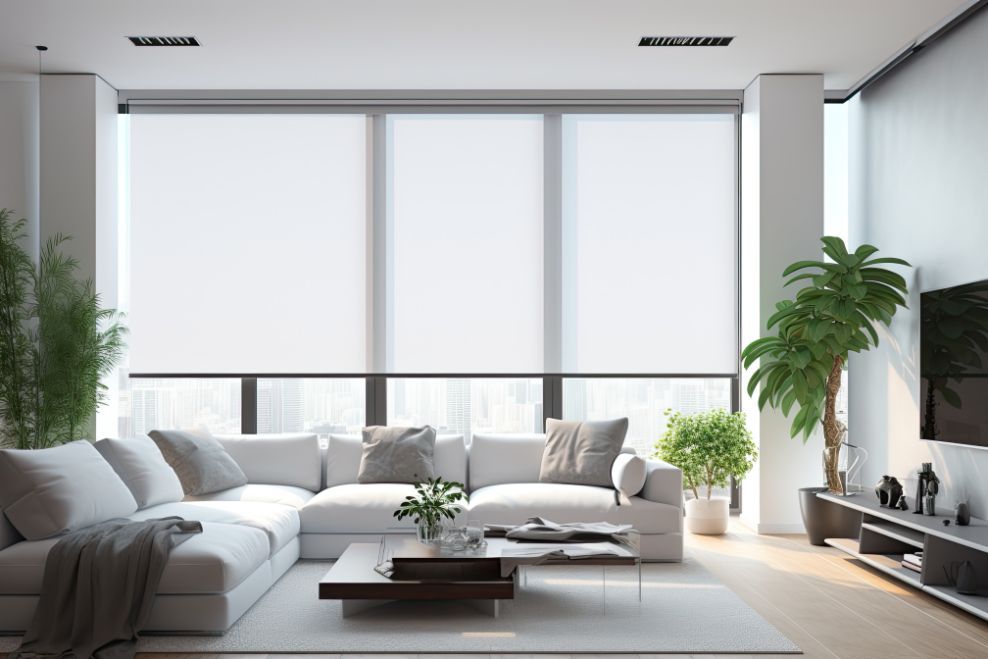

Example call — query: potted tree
[741,237,910,544]
[655,408,757,535]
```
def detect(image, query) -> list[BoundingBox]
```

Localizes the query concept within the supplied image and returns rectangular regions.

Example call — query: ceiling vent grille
[638,36,733,47]
[128,36,200,47]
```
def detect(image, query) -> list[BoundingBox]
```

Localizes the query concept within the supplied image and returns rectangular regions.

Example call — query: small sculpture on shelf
[896,496,909,511]
[956,501,971,526]
[875,475,904,508]
[914,462,940,515]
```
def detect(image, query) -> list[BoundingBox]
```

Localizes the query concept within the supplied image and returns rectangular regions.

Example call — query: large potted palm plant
[0,209,127,448]
[741,237,910,544]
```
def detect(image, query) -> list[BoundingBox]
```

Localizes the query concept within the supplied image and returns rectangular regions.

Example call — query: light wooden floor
[7,519,988,658]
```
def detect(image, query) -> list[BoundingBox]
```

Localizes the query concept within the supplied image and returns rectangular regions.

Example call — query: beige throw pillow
[357,425,437,484]
[539,418,629,488]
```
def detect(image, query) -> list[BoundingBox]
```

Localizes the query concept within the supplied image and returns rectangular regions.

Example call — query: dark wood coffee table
[318,535,639,617]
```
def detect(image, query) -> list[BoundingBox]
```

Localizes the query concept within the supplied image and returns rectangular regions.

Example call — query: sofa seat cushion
[300,483,419,533]
[129,500,299,556]
[0,521,268,596]
[184,483,316,510]
[467,483,681,534]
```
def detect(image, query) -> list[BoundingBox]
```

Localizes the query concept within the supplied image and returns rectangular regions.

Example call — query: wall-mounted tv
[920,279,988,448]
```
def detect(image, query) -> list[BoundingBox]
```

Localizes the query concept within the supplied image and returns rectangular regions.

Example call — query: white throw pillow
[94,437,185,508]
[0,440,139,541]
[611,453,647,497]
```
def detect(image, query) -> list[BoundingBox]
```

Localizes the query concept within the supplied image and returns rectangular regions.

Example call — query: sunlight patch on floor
[541,577,720,589]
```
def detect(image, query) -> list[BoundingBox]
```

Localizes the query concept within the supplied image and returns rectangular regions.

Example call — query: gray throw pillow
[149,429,248,496]
[539,418,629,488]
[357,426,437,484]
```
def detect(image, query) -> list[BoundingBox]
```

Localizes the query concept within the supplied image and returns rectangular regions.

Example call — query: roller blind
[561,114,737,373]
[387,115,544,372]
[127,114,368,373]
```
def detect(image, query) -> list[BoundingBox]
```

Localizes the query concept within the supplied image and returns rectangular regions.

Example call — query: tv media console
[816,491,988,621]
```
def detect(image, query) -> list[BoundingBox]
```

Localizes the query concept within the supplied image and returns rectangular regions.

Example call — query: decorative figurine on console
[914,462,940,515]
[875,475,904,508]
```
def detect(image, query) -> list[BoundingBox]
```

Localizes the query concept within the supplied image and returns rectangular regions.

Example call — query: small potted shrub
[655,409,757,535]
[393,477,467,544]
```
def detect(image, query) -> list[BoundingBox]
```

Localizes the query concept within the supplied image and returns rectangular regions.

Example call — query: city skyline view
[119,376,739,457]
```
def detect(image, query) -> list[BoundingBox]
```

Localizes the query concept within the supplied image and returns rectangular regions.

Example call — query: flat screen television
[920,279,988,448]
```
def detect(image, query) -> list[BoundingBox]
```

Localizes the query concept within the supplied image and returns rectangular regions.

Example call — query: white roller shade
[561,114,737,373]
[387,115,544,372]
[128,114,367,373]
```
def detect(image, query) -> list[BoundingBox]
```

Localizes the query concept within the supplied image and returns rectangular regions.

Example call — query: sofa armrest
[640,458,684,509]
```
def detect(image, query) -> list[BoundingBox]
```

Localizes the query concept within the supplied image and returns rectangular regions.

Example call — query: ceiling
[0,0,976,92]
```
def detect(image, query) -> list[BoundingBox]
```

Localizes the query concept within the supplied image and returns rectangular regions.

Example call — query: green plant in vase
[393,477,467,543]
[741,236,910,494]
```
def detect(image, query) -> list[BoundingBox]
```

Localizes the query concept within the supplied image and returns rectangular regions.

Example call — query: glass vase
[823,435,868,496]
[416,521,443,544]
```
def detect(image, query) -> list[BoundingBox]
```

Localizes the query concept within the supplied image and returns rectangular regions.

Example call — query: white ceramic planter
[685,496,730,535]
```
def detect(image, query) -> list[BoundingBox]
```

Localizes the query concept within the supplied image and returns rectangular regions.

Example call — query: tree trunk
[822,355,846,494]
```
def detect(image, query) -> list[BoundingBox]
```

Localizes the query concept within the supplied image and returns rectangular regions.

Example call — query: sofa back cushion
[94,437,185,508]
[0,440,139,541]
[469,434,547,490]
[327,433,466,487]
[215,433,321,492]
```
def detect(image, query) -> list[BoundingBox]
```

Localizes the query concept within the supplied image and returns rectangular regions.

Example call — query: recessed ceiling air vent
[128,36,200,47]
[638,36,733,47]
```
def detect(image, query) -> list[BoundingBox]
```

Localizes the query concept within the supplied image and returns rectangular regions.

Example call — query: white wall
[39,74,120,439]
[0,76,39,254]
[848,8,988,518]
[740,74,826,533]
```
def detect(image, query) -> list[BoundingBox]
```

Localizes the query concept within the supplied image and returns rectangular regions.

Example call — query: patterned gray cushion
[357,426,436,484]
[539,418,629,488]
[149,429,248,496]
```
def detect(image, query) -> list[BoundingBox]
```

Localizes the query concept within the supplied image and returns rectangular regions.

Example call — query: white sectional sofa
[0,431,682,634]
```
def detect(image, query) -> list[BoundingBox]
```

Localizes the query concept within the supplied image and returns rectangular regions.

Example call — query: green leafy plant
[655,409,757,500]
[393,477,467,529]
[741,236,910,493]
[920,281,988,440]
[0,209,127,449]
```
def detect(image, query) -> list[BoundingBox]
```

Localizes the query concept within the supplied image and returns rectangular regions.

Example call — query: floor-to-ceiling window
[116,104,739,472]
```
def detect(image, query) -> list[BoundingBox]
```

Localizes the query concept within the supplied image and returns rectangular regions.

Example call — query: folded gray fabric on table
[485,516,633,542]
[10,517,202,659]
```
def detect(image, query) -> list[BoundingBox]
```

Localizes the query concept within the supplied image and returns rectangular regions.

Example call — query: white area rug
[0,560,800,654]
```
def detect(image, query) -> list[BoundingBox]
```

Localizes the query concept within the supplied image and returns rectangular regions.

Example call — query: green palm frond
[0,209,128,449]
[741,236,911,441]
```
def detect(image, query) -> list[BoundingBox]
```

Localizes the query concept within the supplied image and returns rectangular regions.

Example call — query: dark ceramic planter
[798,486,861,546]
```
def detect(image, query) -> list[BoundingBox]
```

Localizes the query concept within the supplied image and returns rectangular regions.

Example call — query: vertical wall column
[39,74,119,439]
[0,76,40,256]
[740,74,825,533]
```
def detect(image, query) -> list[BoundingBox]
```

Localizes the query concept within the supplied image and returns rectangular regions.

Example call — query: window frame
[122,102,742,510]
